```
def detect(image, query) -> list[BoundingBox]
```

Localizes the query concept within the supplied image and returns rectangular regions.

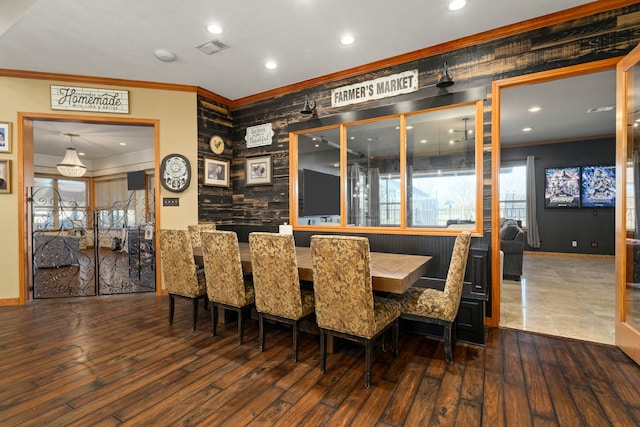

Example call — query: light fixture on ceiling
[57,133,87,177]
[154,49,176,62]
[448,0,467,11]
[450,117,471,142]
[436,62,455,88]
[301,95,317,115]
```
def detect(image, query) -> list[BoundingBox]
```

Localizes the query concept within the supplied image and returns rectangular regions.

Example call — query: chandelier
[57,132,87,177]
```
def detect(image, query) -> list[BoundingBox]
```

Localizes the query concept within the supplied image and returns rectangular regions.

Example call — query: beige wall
[0,76,200,301]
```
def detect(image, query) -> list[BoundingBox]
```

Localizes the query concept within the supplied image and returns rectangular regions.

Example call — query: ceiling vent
[196,39,229,55]
[586,106,615,113]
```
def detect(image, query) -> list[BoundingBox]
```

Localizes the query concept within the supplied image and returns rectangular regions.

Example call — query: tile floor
[500,252,615,344]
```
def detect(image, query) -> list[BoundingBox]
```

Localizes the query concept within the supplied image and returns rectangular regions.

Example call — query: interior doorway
[493,61,618,344]
[20,114,158,302]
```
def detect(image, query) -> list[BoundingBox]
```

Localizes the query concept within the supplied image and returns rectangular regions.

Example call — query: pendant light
[57,132,87,177]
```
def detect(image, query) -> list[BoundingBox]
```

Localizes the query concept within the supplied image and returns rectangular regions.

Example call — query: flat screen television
[544,166,580,208]
[581,165,615,208]
[302,169,340,217]
[127,170,146,191]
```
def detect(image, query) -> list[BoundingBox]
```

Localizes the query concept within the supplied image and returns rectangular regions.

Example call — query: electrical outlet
[571,240,577,247]
[591,242,598,248]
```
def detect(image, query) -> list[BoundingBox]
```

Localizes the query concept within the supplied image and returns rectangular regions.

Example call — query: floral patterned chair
[310,235,401,388]
[248,232,314,362]
[158,229,207,331]
[187,223,216,248]
[201,230,255,344]
[398,231,471,364]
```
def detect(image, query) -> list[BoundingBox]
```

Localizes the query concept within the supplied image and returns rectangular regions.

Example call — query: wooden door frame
[17,112,161,304]
[488,57,621,327]
[615,44,640,363]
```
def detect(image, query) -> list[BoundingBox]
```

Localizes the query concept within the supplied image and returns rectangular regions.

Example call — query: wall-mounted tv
[302,169,340,217]
[127,170,146,191]
[544,167,581,208]
[581,165,615,208]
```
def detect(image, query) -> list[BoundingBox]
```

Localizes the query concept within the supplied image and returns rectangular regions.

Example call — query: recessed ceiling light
[449,140,455,144]
[340,35,355,45]
[119,142,127,146]
[448,0,467,11]
[528,106,541,112]
[420,139,428,143]
[522,127,533,132]
[207,24,223,34]
[265,61,277,70]
[78,152,85,156]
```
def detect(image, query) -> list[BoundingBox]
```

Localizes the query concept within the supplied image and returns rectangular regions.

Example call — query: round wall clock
[160,154,191,193]
[209,135,225,154]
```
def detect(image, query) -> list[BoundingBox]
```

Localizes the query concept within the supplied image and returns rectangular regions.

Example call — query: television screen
[581,165,615,208]
[544,167,580,208]
[302,169,340,216]
[127,170,146,191]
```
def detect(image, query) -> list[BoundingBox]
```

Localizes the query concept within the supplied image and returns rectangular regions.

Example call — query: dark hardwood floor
[1,294,639,426]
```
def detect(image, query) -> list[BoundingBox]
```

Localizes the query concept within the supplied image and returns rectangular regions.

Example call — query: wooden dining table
[193,242,432,294]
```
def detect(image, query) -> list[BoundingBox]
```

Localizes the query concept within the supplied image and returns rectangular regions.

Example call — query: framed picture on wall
[581,165,615,208]
[204,157,230,187]
[0,160,11,194]
[544,166,580,208]
[245,155,272,186]
[0,122,11,154]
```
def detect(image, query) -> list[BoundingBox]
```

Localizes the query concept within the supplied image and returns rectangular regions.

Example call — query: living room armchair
[500,219,524,280]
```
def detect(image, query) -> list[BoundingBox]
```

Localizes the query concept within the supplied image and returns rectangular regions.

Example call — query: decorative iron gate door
[31,187,155,298]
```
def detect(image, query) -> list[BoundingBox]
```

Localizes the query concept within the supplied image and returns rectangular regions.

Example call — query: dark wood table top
[193,242,432,294]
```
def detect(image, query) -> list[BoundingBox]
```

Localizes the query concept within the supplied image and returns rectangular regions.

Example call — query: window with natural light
[500,165,527,227]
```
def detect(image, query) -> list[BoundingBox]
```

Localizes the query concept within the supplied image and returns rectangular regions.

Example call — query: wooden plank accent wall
[197,4,640,281]
[196,94,234,223]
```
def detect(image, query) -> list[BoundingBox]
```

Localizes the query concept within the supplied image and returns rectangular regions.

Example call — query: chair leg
[192,298,199,331]
[443,322,453,364]
[392,319,399,358]
[203,296,210,311]
[168,295,175,325]
[211,303,218,336]
[258,313,265,352]
[319,329,326,374]
[365,339,372,389]
[237,308,244,345]
[292,321,298,362]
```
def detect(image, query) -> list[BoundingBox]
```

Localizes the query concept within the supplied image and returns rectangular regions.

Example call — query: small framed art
[245,155,272,186]
[0,160,11,193]
[204,157,230,187]
[0,122,12,154]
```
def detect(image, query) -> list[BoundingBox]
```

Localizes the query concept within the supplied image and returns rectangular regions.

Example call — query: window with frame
[291,101,483,234]
[499,164,527,227]
[32,176,88,231]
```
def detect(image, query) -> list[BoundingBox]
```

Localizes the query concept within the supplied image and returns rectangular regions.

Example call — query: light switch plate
[163,197,179,206]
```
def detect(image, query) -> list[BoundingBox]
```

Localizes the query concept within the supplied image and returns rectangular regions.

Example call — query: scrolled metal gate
[30,187,155,298]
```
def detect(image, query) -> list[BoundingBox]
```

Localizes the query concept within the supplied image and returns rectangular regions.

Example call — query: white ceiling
[2,0,619,159]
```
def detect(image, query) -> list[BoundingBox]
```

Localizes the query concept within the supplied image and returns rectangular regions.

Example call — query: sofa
[500,219,524,280]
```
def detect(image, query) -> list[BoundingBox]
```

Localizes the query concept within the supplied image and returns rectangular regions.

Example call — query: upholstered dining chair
[399,230,471,364]
[158,229,208,331]
[200,230,255,344]
[248,232,314,362]
[310,235,401,388]
[187,223,216,248]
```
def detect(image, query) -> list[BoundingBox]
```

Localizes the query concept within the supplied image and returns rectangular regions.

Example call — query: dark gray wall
[501,138,615,255]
